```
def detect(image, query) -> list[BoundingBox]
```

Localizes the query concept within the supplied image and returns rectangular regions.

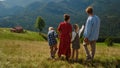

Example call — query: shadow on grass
[40,33,48,41]
[74,58,120,68]
[46,57,120,68]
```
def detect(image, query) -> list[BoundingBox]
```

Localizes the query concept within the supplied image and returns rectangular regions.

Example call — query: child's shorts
[48,40,57,46]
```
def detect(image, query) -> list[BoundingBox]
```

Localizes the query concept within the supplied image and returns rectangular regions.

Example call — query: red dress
[58,22,72,58]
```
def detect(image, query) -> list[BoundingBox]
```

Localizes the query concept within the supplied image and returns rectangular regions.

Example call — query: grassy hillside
[0,28,120,68]
[0,40,120,68]
[0,28,46,41]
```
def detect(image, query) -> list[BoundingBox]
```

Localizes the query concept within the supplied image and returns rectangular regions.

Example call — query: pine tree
[35,16,45,34]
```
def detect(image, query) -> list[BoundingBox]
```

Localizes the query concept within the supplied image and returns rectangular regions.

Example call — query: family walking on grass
[47,6,100,62]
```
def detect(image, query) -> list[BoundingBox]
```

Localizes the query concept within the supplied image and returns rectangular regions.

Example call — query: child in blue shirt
[48,27,58,59]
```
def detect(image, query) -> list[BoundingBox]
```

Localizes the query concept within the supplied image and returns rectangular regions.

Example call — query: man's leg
[90,41,96,60]
[83,41,91,60]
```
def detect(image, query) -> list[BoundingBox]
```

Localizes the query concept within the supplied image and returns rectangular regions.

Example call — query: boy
[48,27,58,59]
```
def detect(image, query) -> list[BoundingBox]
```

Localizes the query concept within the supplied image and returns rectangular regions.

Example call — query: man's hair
[86,6,93,14]
[64,14,70,21]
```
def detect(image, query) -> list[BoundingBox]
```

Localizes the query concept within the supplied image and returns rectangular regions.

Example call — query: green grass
[0,39,120,68]
[0,28,46,41]
[97,43,120,47]
[0,28,120,68]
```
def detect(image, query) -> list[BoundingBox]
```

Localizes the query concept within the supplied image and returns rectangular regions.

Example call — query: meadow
[0,28,45,41]
[0,28,120,68]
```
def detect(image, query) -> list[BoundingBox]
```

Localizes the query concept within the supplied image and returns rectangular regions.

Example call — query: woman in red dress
[58,14,72,60]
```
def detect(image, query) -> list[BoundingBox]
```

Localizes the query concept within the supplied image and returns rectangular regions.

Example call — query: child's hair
[48,27,54,31]
[73,24,79,30]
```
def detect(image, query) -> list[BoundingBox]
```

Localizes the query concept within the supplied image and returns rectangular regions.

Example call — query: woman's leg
[66,47,71,61]
[72,49,75,60]
[58,39,63,58]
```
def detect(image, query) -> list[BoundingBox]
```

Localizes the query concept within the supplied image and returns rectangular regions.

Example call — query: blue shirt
[84,15,100,41]
[48,30,58,46]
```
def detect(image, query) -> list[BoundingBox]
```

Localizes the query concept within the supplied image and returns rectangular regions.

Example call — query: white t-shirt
[71,25,84,42]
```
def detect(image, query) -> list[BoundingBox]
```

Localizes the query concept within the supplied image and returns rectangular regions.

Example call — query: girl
[48,27,58,59]
[71,24,84,61]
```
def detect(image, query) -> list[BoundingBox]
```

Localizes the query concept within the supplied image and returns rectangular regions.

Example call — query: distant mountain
[4,0,54,7]
[0,0,120,37]
[0,1,24,16]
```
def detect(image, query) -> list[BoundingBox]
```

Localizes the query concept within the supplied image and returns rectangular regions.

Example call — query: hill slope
[0,28,46,41]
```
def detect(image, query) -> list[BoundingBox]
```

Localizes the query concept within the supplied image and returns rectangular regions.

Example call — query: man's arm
[84,19,93,42]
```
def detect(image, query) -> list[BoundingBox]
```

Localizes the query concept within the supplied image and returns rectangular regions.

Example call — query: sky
[0,0,5,1]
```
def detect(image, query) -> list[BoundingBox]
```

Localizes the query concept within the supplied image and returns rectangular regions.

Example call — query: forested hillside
[0,0,120,37]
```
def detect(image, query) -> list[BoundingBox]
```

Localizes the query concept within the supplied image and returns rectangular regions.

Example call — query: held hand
[79,25,85,34]
[84,38,88,43]
[82,25,84,29]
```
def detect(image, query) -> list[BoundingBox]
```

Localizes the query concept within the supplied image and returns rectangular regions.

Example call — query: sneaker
[86,57,92,62]
[61,55,65,60]
[52,56,55,59]
[75,59,79,62]
[70,59,74,63]
[66,57,70,61]
[48,57,53,60]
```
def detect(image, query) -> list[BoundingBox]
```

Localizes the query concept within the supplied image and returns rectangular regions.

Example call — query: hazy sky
[0,0,5,1]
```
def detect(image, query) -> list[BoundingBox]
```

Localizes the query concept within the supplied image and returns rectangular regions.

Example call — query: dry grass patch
[0,40,120,68]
